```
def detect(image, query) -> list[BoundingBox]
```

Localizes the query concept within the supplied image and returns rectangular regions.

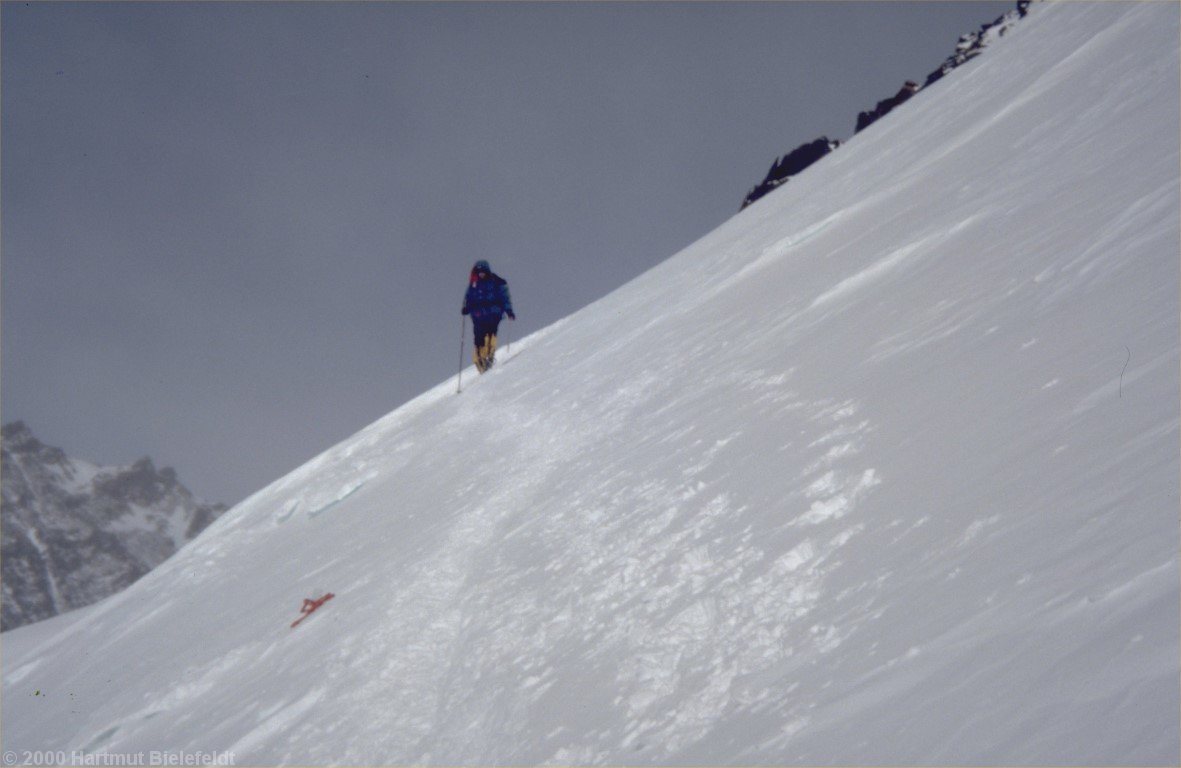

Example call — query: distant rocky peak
[2,420,34,444]
[1,422,226,632]
[95,456,183,507]
[2,421,67,466]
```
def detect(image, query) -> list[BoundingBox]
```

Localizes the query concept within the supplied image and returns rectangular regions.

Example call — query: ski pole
[457,315,466,394]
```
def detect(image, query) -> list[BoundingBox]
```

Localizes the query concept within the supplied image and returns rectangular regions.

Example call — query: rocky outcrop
[856,3,1030,134]
[742,0,1036,209]
[1,422,227,631]
[922,0,1031,90]
[855,81,921,134]
[741,138,841,210]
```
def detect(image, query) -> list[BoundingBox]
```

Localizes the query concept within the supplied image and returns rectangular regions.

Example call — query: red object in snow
[290,592,335,628]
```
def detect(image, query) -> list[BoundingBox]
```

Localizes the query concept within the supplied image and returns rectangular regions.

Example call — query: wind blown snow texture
[3,3,1178,764]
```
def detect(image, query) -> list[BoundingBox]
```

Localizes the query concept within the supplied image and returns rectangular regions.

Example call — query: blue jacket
[462,271,514,324]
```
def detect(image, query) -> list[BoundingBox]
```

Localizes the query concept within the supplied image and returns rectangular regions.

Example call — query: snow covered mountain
[742,0,1031,209]
[3,1,1178,764]
[1,422,226,631]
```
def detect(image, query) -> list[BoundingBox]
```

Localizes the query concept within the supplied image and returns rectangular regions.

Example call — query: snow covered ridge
[856,0,1032,132]
[2,1,1178,763]
[742,0,1033,209]
[931,0,1033,85]
[1,421,227,631]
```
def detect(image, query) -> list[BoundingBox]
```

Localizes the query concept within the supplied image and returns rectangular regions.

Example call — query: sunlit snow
[3,2,1178,764]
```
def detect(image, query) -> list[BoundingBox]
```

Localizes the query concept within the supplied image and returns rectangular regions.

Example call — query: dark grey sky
[2,1,1011,504]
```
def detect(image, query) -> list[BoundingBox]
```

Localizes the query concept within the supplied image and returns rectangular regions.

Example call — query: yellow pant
[474,333,497,373]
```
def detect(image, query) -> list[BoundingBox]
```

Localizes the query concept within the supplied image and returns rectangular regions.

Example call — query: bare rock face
[1,422,227,631]
[742,0,1035,210]
[741,137,841,210]
[855,81,921,134]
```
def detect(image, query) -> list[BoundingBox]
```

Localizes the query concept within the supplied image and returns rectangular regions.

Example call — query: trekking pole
[457,315,466,394]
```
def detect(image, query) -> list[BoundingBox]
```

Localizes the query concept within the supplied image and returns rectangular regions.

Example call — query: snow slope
[3,2,1178,764]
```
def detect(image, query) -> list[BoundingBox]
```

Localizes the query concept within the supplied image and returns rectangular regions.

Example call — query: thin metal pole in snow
[457,315,466,394]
